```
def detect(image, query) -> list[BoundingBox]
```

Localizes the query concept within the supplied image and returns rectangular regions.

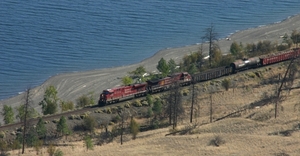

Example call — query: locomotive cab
[98,89,113,105]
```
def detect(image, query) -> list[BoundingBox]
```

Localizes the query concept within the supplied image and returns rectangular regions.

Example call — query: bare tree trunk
[22,88,30,154]
[275,58,295,118]
[210,94,213,123]
[190,82,195,123]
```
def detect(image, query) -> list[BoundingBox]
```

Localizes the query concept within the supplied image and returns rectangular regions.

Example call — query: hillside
[7,61,300,156]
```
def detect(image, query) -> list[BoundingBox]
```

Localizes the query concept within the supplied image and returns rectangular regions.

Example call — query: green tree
[157,58,169,77]
[211,46,223,67]
[15,105,38,122]
[83,115,97,133]
[84,136,94,151]
[122,76,133,85]
[130,117,140,140]
[26,126,39,147]
[146,94,153,106]
[187,63,198,74]
[36,118,47,139]
[2,105,14,124]
[39,85,59,115]
[230,41,243,58]
[291,30,300,45]
[129,66,146,79]
[219,54,235,67]
[152,99,162,116]
[56,116,71,137]
[168,59,177,74]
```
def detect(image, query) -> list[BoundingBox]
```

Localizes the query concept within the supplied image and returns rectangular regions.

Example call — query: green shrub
[124,103,131,108]
[76,92,95,108]
[181,88,189,96]
[0,131,5,138]
[246,72,256,78]
[106,107,112,114]
[83,115,97,132]
[111,107,118,113]
[112,115,121,123]
[141,100,149,106]
[84,136,94,151]
[133,100,142,107]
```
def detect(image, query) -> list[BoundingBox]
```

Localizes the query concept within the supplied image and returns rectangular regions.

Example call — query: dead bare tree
[190,80,198,123]
[165,82,184,129]
[117,109,131,145]
[210,93,213,123]
[202,23,218,67]
[22,88,31,154]
[274,57,298,118]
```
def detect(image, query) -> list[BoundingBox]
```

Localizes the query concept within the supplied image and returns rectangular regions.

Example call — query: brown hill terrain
[9,62,300,156]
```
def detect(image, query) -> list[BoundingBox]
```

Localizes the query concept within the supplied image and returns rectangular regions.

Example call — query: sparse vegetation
[84,136,94,151]
[133,100,142,107]
[83,115,97,132]
[130,117,140,140]
[60,100,74,112]
[209,135,225,147]
[76,94,92,108]
[221,78,231,91]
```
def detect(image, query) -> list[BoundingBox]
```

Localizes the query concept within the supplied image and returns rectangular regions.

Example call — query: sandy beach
[1,14,300,115]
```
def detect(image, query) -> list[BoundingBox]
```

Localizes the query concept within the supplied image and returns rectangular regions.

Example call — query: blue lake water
[0,0,300,100]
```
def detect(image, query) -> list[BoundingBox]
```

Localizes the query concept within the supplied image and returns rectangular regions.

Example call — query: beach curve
[1,14,300,116]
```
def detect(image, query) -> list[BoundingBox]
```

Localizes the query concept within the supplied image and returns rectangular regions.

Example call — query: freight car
[260,49,300,66]
[230,57,260,73]
[98,48,300,106]
[192,66,231,83]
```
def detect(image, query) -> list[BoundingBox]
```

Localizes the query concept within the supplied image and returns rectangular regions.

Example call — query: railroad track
[0,59,293,132]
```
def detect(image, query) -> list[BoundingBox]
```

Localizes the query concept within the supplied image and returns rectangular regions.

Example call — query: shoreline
[1,14,300,115]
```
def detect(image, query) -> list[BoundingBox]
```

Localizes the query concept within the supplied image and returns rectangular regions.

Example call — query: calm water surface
[0,0,299,100]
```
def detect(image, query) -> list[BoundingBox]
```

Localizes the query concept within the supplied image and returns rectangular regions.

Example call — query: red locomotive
[99,72,192,105]
[98,48,300,106]
[147,72,191,93]
[99,83,147,105]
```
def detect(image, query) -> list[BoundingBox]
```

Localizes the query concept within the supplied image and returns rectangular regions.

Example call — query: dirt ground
[8,62,300,156]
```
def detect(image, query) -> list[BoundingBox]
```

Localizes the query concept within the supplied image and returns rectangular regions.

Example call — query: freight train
[98,48,300,106]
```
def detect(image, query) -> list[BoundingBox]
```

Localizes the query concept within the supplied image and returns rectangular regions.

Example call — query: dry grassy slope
[10,64,300,156]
